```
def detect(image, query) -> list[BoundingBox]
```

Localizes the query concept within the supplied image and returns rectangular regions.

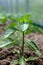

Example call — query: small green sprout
[0,14,42,65]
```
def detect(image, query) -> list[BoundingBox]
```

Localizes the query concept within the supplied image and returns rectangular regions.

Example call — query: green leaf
[16,23,29,32]
[0,16,6,24]
[11,60,19,65]
[3,29,14,39]
[19,56,26,65]
[14,14,32,23]
[34,26,43,34]
[27,40,41,57]
[20,24,29,31]
[23,14,31,23]
[0,40,12,48]
[29,24,43,34]
[6,22,17,29]
[9,23,17,28]
[16,17,23,23]
[25,29,31,34]
[13,49,20,54]
[25,57,38,61]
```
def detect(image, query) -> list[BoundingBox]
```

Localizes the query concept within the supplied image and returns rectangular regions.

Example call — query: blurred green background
[0,0,43,26]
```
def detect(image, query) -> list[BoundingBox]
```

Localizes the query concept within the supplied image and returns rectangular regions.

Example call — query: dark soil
[0,33,43,65]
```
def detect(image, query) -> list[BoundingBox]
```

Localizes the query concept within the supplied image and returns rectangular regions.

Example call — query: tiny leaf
[19,56,26,65]
[3,29,14,38]
[0,40,12,48]
[25,57,38,61]
[26,40,41,57]
[13,49,20,54]
[11,60,19,65]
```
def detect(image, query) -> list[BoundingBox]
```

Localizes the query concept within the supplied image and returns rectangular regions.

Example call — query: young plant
[0,14,43,65]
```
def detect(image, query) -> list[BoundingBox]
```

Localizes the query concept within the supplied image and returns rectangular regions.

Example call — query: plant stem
[21,32,25,56]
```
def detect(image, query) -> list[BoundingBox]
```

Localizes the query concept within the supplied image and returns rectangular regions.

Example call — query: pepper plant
[0,14,43,65]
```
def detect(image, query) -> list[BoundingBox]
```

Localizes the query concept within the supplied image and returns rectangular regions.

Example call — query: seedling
[0,14,42,65]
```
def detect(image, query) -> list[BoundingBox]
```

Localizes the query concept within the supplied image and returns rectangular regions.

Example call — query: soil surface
[0,33,43,65]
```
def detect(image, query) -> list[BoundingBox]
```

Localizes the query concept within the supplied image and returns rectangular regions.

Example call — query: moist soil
[0,33,43,65]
